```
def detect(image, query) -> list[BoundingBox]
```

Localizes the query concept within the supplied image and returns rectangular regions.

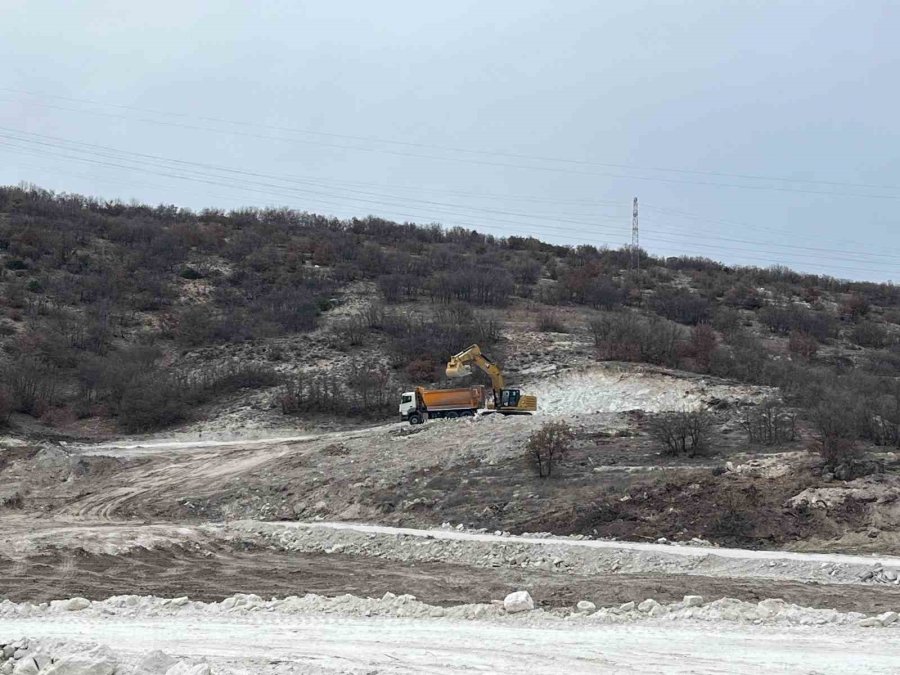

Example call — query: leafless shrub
[741,398,797,445]
[535,310,567,333]
[280,361,395,419]
[2,357,57,416]
[590,312,683,367]
[0,387,13,425]
[335,314,369,347]
[809,395,862,469]
[649,288,710,325]
[788,330,818,360]
[840,293,870,321]
[526,420,574,478]
[682,324,717,372]
[647,410,713,457]
[850,321,889,349]
[759,305,836,341]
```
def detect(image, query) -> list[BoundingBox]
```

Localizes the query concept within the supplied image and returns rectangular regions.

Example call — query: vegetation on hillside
[0,184,898,453]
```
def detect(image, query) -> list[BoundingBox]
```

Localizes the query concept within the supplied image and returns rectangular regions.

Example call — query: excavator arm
[445,345,505,391]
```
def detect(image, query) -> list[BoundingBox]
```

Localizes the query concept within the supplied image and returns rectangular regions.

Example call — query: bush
[179,266,204,280]
[850,321,889,349]
[759,305,836,341]
[535,310,567,333]
[741,398,797,445]
[649,289,710,325]
[809,395,862,469]
[590,312,683,367]
[788,331,818,360]
[526,420,574,477]
[840,294,870,321]
[2,358,57,415]
[0,387,13,425]
[683,324,717,372]
[279,362,395,419]
[647,410,713,457]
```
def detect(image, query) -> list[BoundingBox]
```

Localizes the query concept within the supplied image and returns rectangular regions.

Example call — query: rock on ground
[42,645,116,675]
[503,591,534,614]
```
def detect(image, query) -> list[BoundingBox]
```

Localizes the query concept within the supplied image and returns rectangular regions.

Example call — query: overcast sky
[0,1,897,281]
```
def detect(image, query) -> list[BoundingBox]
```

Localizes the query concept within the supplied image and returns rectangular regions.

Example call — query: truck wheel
[446,412,458,419]
[408,414,423,425]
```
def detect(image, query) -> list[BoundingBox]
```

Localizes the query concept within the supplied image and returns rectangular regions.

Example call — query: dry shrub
[526,420,574,478]
[684,324,717,371]
[809,395,862,469]
[788,330,818,360]
[647,410,713,457]
[741,398,797,445]
[535,310,567,333]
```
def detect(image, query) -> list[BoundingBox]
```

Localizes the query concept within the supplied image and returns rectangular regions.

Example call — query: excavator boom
[446,345,505,390]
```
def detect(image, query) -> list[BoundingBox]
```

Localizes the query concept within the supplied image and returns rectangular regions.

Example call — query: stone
[131,650,179,675]
[42,645,117,675]
[2,660,13,675]
[165,664,211,675]
[11,659,38,675]
[682,595,703,607]
[618,601,635,612]
[503,591,534,614]
[858,617,881,628]
[637,599,659,613]
[648,604,667,617]
[576,601,596,613]
[52,597,91,612]
[878,611,898,627]
[757,598,787,616]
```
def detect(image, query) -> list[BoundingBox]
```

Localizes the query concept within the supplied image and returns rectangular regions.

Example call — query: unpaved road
[0,613,894,674]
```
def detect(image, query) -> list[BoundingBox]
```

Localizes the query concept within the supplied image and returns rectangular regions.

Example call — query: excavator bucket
[445,359,471,378]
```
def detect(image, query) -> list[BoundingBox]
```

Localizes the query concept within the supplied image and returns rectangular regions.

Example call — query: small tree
[788,330,818,360]
[810,395,862,469]
[526,421,574,477]
[648,410,713,457]
[741,398,797,445]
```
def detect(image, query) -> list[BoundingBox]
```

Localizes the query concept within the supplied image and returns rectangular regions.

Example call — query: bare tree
[526,421,574,477]
[647,410,713,457]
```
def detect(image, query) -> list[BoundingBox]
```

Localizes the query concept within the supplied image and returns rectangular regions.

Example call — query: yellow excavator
[445,344,537,414]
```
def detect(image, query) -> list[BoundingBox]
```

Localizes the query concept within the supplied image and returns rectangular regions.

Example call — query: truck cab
[399,391,417,422]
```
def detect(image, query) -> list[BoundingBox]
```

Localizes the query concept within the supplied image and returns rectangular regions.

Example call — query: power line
[3,93,900,200]
[4,86,900,193]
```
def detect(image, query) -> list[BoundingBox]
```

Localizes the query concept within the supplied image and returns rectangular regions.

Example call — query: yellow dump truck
[399,386,485,425]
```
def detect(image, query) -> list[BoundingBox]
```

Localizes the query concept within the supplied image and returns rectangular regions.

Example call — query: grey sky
[1,1,897,281]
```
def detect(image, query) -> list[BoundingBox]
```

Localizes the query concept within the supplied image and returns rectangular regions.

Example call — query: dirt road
[1,612,894,674]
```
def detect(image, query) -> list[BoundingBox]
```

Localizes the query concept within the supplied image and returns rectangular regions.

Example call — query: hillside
[0,184,897,443]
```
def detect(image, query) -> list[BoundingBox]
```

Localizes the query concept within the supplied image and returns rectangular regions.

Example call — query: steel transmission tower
[630,197,639,272]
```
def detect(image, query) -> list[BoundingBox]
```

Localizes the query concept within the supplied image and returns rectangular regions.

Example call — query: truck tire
[408,413,423,425]
[446,411,458,419]
[462,410,475,417]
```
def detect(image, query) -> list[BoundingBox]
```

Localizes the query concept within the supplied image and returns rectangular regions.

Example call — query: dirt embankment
[4,540,900,616]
